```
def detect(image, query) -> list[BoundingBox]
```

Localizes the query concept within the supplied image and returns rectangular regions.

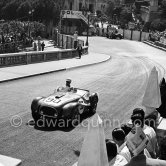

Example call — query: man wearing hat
[130,108,159,158]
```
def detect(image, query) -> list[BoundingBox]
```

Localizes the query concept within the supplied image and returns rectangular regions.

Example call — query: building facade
[60,0,109,35]
[140,0,159,22]
[63,0,108,13]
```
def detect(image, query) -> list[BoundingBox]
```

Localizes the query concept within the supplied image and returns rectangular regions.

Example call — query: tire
[90,103,97,114]
[32,111,40,123]
[71,107,80,126]
[89,93,98,114]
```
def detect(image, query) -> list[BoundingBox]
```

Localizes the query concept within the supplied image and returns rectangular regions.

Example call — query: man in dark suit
[77,44,82,59]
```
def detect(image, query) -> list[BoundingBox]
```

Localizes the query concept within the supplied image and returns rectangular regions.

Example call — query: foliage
[0,0,65,25]
[150,19,166,31]
[105,1,115,19]
[160,0,166,19]
[0,20,45,38]
[119,8,132,25]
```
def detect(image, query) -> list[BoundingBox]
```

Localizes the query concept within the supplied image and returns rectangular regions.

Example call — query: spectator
[37,39,41,51]
[77,43,83,59]
[53,28,58,47]
[41,41,45,51]
[32,40,37,51]
[102,28,104,36]
[112,127,151,162]
[121,124,132,136]
[157,77,166,118]
[159,136,166,160]
[125,130,166,166]
[131,108,159,158]
[106,139,128,166]
[73,31,78,49]
[112,128,131,162]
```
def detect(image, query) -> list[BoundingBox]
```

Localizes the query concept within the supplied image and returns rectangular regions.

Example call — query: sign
[126,125,149,156]
[61,10,83,19]
[128,22,135,30]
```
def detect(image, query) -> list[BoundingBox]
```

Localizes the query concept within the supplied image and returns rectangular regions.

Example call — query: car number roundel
[46,97,60,103]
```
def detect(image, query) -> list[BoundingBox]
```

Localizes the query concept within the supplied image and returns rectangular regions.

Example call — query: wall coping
[0,46,88,58]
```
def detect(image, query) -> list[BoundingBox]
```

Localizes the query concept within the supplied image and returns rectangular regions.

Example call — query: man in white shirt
[131,108,159,158]
[112,128,131,162]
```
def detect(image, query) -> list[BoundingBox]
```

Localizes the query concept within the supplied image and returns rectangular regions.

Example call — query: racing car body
[106,25,123,39]
[107,31,123,39]
[31,87,98,124]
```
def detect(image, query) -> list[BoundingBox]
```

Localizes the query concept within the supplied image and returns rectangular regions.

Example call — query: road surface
[0,37,166,166]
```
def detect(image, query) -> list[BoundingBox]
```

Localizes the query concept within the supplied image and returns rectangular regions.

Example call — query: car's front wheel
[71,107,80,126]
[32,111,40,123]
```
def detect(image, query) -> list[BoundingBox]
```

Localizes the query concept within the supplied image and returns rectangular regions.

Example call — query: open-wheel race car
[31,87,98,126]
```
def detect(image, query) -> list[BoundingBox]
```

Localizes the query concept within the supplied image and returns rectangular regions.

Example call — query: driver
[57,79,73,92]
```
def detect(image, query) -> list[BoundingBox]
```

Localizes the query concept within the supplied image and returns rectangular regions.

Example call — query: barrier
[132,30,140,41]
[155,41,166,49]
[98,27,150,42]
[124,29,131,40]
[57,33,84,49]
[0,46,88,68]
[0,33,87,68]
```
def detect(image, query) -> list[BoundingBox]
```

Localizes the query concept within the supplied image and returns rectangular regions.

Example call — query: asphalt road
[0,37,166,166]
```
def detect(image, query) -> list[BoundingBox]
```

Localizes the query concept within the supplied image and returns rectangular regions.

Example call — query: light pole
[28,9,34,21]
[85,12,90,46]
[28,9,34,37]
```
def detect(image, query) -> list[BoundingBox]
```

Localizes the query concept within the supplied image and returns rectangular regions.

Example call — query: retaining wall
[0,47,88,68]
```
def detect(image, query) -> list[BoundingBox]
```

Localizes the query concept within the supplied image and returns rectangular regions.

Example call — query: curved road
[0,37,166,166]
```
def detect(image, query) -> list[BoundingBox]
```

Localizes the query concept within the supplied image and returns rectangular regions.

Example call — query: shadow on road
[27,112,95,132]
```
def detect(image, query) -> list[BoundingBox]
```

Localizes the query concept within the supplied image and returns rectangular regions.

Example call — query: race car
[107,31,123,39]
[31,87,98,126]
[106,25,123,39]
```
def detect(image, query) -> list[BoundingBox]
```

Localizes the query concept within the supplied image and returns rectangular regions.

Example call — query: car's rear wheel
[90,103,97,114]
[89,93,98,114]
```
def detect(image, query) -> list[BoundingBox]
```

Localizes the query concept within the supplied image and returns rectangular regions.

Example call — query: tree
[105,1,115,22]
[119,8,132,25]
[0,0,65,25]
[150,19,166,31]
[160,0,166,19]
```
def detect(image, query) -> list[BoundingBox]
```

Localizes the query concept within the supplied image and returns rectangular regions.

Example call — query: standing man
[77,43,83,59]
[41,41,45,51]
[74,31,78,49]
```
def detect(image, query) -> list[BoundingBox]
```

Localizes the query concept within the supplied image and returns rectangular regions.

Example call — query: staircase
[75,12,90,26]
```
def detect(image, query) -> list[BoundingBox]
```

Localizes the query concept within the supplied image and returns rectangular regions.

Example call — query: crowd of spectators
[149,30,166,44]
[105,107,166,166]
[0,32,33,54]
